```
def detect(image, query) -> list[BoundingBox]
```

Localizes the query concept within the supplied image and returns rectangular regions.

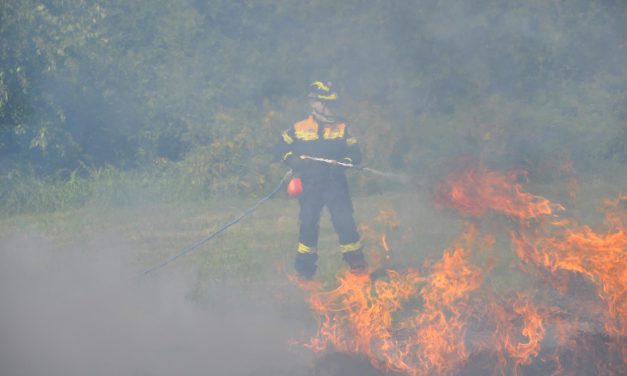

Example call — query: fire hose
[144,170,293,275]
[144,156,407,275]
[299,155,410,181]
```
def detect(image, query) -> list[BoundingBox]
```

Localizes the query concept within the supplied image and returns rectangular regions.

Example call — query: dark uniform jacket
[276,115,362,183]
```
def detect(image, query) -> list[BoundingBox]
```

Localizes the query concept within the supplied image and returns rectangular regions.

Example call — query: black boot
[342,249,368,275]
[294,252,318,280]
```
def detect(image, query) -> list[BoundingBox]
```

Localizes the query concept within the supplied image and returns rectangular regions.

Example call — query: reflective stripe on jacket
[276,116,362,182]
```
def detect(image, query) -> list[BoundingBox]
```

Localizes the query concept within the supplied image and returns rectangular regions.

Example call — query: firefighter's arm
[275,128,302,169]
[342,125,362,166]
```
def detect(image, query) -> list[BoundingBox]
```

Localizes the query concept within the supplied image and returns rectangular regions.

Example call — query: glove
[339,157,355,169]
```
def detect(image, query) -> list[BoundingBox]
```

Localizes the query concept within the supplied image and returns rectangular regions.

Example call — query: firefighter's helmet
[309,81,337,101]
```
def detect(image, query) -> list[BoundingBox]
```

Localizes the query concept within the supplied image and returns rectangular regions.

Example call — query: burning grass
[2,162,624,375]
[295,165,626,376]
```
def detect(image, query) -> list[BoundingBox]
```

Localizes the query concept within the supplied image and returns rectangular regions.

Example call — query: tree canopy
[1,0,626,180]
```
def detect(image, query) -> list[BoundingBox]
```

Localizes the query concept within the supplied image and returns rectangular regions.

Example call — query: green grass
[1,169,624,299]
[1,167,623,376]
[0,187,435,275]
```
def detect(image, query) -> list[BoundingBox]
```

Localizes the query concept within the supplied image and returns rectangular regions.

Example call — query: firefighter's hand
[340,158,354,168]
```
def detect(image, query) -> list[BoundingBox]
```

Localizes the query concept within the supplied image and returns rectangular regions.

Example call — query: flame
[300,226,488,375]
[506,295,546,373]
[508,195,626,342]
[436,166,562,220]
[512,221,627,340]
[293,166,626,375]
[477,293,547,376]
[306,269,423,370]
[402,246,485,375]
[381,234,390,259]
[358,207,400,267]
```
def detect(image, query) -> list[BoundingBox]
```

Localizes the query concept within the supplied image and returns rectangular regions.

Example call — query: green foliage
[0,0,625,214]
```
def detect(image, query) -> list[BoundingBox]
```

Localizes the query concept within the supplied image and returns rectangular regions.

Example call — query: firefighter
[276,81,368,280]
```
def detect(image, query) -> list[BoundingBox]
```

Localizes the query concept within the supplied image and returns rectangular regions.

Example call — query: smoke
[2,1,626,374]
[0,230,311,376]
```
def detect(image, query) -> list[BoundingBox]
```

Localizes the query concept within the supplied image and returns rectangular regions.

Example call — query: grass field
[2,170,620,278]
[0,170,624,375]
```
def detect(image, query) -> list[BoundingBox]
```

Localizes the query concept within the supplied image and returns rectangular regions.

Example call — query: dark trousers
[298,176,359,249]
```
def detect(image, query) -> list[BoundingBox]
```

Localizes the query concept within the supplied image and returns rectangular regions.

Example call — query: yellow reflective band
[340,241,362,253]
[312,81,330,92]
[294,118,319,140]
[347,137,358,146]
[316,92,337,100]
[283,151,293,161]
[297,243,316,254]
[282,131,294,144]
[295,129,319,140]
[323,123,345,139]
[344,157,353,163]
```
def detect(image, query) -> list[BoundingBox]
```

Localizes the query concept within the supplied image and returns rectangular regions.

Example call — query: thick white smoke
[0,230,313,376]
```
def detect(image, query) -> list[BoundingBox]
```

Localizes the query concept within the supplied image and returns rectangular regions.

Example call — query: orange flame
[436,166,563,220]
[402,246,485,375]
[306,269,423,369]
[299,226,488,375]
[381,234,390,259]
[506,295,546,373]
[507,196,626,342]
[294,167,625,375]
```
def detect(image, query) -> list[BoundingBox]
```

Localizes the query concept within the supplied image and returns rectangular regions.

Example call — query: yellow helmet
[309,81,338,101]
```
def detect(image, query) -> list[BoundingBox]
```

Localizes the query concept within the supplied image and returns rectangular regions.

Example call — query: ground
[0,172,624,375]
